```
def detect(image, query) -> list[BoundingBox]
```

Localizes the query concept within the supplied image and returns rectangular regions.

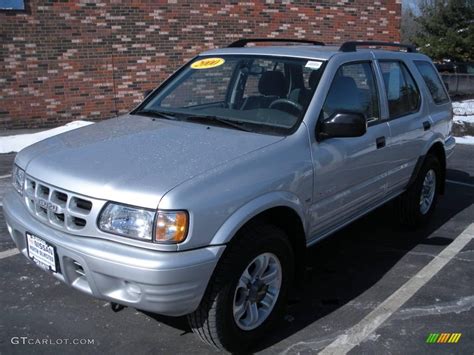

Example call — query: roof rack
[339,41,417,53]
[228,38,325,48]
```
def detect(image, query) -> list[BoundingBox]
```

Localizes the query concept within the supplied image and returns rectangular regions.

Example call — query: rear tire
[187,222,294,352]
[397,154,441,227]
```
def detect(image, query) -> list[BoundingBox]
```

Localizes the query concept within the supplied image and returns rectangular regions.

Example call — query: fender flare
[406,137,446,192]
[209,191,307,246]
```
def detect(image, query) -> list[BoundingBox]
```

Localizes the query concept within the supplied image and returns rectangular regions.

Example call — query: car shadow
[447,168,474,185]
[142,182,474,352]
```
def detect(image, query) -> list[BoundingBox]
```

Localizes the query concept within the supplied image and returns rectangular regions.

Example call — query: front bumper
[3,190,225,316]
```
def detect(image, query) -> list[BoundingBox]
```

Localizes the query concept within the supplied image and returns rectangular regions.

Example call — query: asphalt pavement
[0,146,473,354]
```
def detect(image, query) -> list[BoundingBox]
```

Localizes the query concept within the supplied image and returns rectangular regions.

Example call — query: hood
[17,115,284,208]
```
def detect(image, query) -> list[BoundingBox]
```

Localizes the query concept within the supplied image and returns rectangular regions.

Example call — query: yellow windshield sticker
[191,58,225,69]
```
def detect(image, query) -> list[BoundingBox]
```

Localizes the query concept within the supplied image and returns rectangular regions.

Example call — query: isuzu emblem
[38,199,58,213]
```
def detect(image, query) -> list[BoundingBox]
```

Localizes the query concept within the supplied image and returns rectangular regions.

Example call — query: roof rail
[339,41,417,53]
[228,38,325,48]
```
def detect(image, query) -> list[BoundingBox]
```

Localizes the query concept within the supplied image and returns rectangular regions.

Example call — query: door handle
[423,121,431,131]
[376,136,386,149]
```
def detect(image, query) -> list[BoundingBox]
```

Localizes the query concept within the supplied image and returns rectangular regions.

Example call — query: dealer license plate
[26,233,58,273]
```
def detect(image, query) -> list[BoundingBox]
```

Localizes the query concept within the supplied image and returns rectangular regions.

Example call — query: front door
[309,61,390,240]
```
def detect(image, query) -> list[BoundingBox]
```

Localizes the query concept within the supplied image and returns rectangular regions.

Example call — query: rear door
[309,59,391,239]
[374,56,427,194]
[413,60,452,141]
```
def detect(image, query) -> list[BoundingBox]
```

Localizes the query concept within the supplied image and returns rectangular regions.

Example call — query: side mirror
[144,89,153,99]
[318,111,367,140]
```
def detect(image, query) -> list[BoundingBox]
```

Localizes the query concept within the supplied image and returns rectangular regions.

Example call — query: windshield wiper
[183,114,253,132]
[135,109,177,120]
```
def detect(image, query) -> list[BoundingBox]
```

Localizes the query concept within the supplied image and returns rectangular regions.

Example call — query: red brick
[0,0,401,129]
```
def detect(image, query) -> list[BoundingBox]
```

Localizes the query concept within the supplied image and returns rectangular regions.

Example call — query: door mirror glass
[318,111,367,140]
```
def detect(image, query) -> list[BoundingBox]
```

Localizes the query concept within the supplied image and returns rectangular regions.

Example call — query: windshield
[136,55,325,135]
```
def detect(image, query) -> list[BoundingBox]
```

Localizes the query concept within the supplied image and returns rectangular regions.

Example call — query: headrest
[309,70,322,90]
[258,71,287,97]
[325,76,361,113]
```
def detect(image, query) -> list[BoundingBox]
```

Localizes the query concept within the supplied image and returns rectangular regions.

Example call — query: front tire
[187,222,294,352]
[397,154,442,227]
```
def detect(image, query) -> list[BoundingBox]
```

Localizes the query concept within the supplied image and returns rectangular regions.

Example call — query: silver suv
[4,39,455,352]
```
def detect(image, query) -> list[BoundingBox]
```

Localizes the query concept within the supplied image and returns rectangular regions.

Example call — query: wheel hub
[248,279,268,303]
[420,169,436,215]
[232,252,282,331]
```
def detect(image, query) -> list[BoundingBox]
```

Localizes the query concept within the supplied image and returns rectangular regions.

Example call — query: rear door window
[379,61,421,118]
[414,61,450,104]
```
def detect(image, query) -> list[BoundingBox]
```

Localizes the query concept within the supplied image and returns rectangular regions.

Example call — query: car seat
[241,71,287,110]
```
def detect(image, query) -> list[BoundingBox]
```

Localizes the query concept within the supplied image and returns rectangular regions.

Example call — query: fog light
[125,281,141,295]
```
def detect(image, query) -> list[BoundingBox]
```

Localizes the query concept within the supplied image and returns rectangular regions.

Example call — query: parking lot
[0,145,473,354]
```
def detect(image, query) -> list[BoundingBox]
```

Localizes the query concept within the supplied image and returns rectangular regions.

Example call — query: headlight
[98,203,155,241]
[155,210,188,244]
[12,165,25,195]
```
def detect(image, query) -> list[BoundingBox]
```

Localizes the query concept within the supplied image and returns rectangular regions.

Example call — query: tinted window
[379,61,421,118]
[321,62,380,123]
[415,61,449,104]
[140,55,326,135]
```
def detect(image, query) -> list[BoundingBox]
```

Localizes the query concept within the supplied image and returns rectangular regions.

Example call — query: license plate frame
[26,232,58,273]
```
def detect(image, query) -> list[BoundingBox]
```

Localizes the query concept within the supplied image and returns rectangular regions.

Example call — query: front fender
[210,191,307,245]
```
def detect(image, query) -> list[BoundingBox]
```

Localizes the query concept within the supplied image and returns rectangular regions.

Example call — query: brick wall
[0,0,401,130]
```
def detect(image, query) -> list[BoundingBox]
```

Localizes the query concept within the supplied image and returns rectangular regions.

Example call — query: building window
[0,0,25,10]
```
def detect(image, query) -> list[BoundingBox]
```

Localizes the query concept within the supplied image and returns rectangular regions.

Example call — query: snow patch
[452,100,474,135]
[452,99,474,116]
[366,333,381,342]
[453,115,474,124]
[0,121,93,154]
[455,135,474,145]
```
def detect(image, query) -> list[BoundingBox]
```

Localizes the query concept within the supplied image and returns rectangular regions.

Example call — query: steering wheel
[269,98,303,115]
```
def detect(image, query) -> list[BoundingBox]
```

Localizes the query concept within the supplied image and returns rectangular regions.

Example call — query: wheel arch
[248,206,307,286]
[426,141,446,194]
[210,192,308,286]
[408,140,447,194]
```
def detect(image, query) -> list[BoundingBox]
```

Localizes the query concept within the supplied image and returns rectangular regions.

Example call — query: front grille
[24,176,94,232]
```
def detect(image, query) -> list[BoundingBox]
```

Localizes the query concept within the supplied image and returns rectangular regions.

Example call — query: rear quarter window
[414,61,450,105]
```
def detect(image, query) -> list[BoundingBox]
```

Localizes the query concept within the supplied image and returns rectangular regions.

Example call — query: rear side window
[321,62,380,123]
[414,61,449,104]
[379,61,421,118]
